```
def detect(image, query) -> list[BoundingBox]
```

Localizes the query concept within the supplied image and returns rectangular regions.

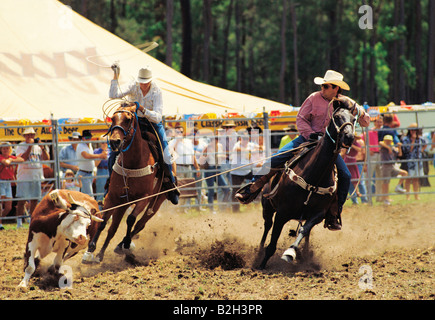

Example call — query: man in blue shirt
[59,131,80,175]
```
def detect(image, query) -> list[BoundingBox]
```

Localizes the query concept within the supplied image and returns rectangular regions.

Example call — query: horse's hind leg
[130,195,166,240]
[260,197,275,248]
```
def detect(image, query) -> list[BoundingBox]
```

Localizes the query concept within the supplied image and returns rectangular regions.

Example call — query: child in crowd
[62,169,82,192]
[0,142,24,230]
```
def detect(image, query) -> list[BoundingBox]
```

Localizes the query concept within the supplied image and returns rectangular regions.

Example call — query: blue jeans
[151,122,176,184]
[204,166,230,206]
[78,170,94,197]
[95,168,109,201]
[255,135,350,208]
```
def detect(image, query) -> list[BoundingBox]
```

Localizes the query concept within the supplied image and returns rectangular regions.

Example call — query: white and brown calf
[18,189,103,288]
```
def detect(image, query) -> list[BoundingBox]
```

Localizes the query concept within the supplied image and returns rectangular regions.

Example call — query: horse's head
[108,102,138,152]
[326,97,357,150]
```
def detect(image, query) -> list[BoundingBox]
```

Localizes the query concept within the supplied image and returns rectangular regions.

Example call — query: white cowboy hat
[22,127,36,135]
[68,131,80,140]
[314,70,350,91]
[137,66,153,84]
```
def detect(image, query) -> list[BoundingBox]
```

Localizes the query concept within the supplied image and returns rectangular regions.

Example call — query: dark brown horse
[258,97,357,269]
[84,103,167,263]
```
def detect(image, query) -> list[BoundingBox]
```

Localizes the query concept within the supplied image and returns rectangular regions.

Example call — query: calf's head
[49,190,103,245]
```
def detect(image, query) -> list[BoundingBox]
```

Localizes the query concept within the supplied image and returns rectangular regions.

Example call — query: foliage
[62,0,435,107]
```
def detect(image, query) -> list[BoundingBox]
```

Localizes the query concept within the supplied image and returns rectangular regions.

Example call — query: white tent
[0,0,291,122]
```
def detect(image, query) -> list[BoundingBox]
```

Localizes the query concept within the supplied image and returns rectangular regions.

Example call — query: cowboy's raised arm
[109,79,136,99]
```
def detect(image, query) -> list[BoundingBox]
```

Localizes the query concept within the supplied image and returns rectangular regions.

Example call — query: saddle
[235,141,318,204]
[263,141,318,202]
[137,117,160,164]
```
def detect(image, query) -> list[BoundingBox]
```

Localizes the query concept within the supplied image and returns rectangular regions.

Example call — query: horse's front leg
[95,206,125,262]
[115,200,148,253]
[82,205,114,264]
[259,212,289,269]
[260,197,275,248]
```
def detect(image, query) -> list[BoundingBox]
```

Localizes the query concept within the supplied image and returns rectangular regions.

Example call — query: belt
[177,164,193,167]
[98,166,108,170]
[78,169,93,174]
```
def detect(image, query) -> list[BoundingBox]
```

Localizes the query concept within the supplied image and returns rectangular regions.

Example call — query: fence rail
[1,109,434,224]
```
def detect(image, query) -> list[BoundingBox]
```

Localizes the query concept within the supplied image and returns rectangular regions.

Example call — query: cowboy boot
[162,175,180,205]
[324,195,342,231]
[235,170,277,204]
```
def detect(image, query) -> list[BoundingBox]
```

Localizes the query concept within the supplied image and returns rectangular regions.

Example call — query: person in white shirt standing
[76,130,107,197]
[15,127,50,226]
[168,125,200,209]
[230,129,258,212]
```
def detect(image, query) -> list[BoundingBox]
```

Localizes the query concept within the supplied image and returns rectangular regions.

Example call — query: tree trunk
[428,0,435,102]
[327,0,341,70]
[414,0,424,103]
[203,0,212,82]
[180,0,192,77]
[165,0,174,67]
[279,0,287,103]
[369,0,378,106]
[235,1,242,92]
[290,2,300,106]
[220,0,233,88]
[109,0,117,34]
[397,0,406,102]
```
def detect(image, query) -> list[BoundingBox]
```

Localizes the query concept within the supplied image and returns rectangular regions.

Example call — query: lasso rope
[87,50,364,214]
[97,142,310,214]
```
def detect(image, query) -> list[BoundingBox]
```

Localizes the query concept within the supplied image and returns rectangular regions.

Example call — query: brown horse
[84,103,167,263]
[258,97,357,269]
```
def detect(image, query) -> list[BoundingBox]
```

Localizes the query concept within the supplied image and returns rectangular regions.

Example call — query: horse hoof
[114,242,135,255]
[82,251,100,264]
[281,248,296,263]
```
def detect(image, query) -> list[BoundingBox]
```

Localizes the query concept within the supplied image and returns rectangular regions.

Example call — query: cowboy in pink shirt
[236,70,370,230]
[297,92,370,140]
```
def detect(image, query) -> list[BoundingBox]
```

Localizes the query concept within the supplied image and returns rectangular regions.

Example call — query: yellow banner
[0,120,109,142]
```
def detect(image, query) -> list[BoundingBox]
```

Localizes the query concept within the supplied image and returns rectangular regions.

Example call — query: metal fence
[1,109,434,224]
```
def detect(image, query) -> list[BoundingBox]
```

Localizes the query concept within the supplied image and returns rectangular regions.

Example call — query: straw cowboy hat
[314,70,350,91]
[137,66,153,84]
[221,120,236,128]
[21,127,36,135]
[382,135,393,142]
[68,131,80,140]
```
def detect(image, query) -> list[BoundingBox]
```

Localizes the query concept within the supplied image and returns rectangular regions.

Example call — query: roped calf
[18,189,103,288]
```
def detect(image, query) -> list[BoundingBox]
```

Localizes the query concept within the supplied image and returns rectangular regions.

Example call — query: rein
[325,99,357,151]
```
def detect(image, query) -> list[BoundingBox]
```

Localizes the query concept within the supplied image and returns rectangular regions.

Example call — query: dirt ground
[0,200,433,300]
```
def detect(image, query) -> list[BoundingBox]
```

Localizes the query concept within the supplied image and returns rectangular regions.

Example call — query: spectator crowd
[1,114,434,229]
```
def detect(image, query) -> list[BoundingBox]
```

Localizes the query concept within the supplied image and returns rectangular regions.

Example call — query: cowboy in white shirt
[109,65,179,204]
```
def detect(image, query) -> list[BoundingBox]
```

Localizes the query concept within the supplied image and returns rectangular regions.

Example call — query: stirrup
[235,183,262,204]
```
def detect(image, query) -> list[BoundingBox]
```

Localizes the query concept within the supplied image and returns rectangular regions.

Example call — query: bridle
[107,108,138,152]
[325,98,358,152]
